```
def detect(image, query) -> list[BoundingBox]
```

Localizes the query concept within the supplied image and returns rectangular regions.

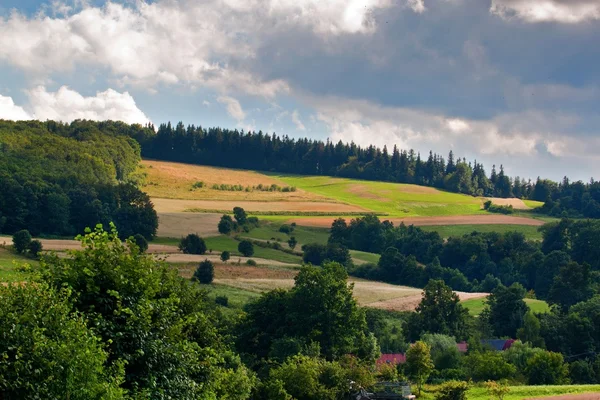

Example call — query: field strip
[157,212,221,237]
[484,197,532,210]
[159,253,300,266]
[288,214,545,228]
[152,198,368,213]
[0,236,182,254]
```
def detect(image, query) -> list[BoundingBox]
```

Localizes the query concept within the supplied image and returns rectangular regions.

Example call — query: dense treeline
[0,120,158,238]
[129,121,600,217]
[327,216,600,304]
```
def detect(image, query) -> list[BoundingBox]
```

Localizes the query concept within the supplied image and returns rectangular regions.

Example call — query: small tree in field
[179,234,207,255]
[12,230,32,254]
[405,341,434,396]
[132,234,148,253]
[220,251,231,262]
[194,260,214,284]
[233,207,247,225]
[28,240,43,258]
[485,380,510,400]
[287,236,297,250]
[218,215,235,235]
[238,240,254,257]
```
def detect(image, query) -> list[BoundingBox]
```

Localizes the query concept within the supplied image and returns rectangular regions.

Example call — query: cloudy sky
[1,0,599,181]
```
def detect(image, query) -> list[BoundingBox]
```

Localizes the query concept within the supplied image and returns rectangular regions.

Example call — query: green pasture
[273,175,485,217]
[240,224,330,246]
[350,250,381,264]
[198,283,261,309]
[0,248,36,282]
[421,384,600,400]
[462,297,550,316]
[421,224,543,240]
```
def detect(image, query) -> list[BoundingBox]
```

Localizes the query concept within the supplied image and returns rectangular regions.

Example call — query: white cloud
[217,95,246,121]
[491,0,600,23]
[446,118,470,133]
[291,110,306,130]
[0,94,32,120]
[407,0,426,13]
[27,86,151,124]
[202,100,211,106]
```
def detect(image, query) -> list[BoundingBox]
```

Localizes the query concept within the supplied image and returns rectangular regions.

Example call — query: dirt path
[152,198,366,213]
[289,214,545,228]
[527,394,600,400]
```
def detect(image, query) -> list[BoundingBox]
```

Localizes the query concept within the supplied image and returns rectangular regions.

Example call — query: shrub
[434,381,469,400]
[191,181,204,189]
[288,236,298,250]
[279,224,293,234]
[233,207,247,225]
[525,351,569,385]
[132,233,148,253]
[28,240,43,258]
[193,260,214,284]
[246,259,257,266]
[215,295,229,307]
[485,380,510,400]
[220,251,231,262]
[484,201,514,215]
[218,215,235,235]
[238,240,254,257]
[12,229,32,254]
[179,234,207,255]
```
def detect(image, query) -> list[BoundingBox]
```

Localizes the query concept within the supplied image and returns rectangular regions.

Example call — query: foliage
[517,311,545,348]
[484,201,515,215]
[405,341,435,395]
[246,259,257,266]
[215,295,229,307]
[221,250,231,262]
[179,233,207,254]
[238,240,255,257]
[12,230,32,254]
[463,351,516,382]
[219,214,236,234]
[486,283,528,338]
[302,242,352,268]
[28,239,43,258]
[434,381,469,400]
[38,224,254,398]
[194,259,215,284]
[0,282,125,399]
[132,233,148,253]
[548,261,594,311]
[422,334,462,371]
[525,351,569,385]
[485,380,510,400]
[288,236,297,250]
[233,206,248,225]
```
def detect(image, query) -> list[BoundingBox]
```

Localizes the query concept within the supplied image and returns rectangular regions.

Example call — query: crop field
[461,297,551,316]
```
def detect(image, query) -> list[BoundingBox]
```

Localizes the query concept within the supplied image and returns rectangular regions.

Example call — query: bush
[220,251,231,262]
[28,240,43,258]
[191,181,204,189]
[132,233,148,253]
[218,215,235,235]
[484,201,514,215]
[525,351,569,385]
[246,259,257,266]
[12,229,32,254]
[485,380,510,400]
[279,224,293,234]
[238,240,254,257]
[179,234,207,255]
[434,381,469,400]
[215,295,229,307]
[194,260,214,284]
[288,236,298,250]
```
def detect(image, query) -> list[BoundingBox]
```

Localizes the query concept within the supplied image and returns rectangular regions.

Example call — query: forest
[0,120,158,238]
[133,121,600,218]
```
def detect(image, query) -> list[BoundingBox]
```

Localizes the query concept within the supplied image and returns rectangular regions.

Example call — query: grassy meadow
[422,384,600,400]
[0,248,37,282]
[462,297,551,316]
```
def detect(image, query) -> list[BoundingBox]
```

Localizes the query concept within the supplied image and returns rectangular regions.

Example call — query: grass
[420,224,543,240]
[461,297,550,316]
[523,199,545,209]
[350,250,381,264]
[0,248,37,282]
[240,224,330,246]
[272,174,486,217]
[420,384,600,400]
[205,236,302,264]
[197,283,262,309]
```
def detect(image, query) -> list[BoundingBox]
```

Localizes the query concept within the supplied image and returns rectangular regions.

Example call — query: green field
[523,199,545,209]
[239,224,330,246]
[0,248,37,282]
[272,174,485,217]
[198,283,261,309]
[421,384,600,400]
[421,224,543,240]
[462,297,551,316]
[350,250,381,264]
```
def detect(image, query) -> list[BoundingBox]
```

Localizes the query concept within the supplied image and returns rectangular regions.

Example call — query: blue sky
[0,0,599,182]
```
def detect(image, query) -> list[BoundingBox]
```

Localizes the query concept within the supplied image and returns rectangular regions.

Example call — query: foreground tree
[39,224,253,399]
[12,229,32,254]
[0,283,125,399]
[405,341,434,396]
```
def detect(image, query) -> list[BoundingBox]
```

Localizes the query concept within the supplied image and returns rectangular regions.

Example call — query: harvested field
[485,197,531,210]
[527,394,600,400]
[289,214,545,228]
[152,198,366,213]
[368,290,488,312]
[159,253,300,267]
[141,160,325,201]
[157,212,221,237]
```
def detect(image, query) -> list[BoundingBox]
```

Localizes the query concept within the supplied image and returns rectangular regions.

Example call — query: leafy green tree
[525,351,569,385]
[569,360,597,384]
[288,236,298,250]
[0,283,125,399]
[487,283,528,338]
[194,259,214,284]
[302,243,327,265]
[463,351,516,382]
[434,381,469,400]
[221,250,231,262]
[219,214,235,234]
[517,311,545,348]
[407,280,471,341]
[12,229,32,254]
[233,206,248,225]
[548,261,593,311]
[238,240,254,257]
[178,233,207,254]
[405,341,434,396]
[502,341,544,379]
[132,233,148,253]
[28,239,43,258]
[39,224,254,398]
[485,380,510,400]
[422,333,462,371]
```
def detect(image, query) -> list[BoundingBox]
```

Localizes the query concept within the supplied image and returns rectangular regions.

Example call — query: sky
[0,0,599,182]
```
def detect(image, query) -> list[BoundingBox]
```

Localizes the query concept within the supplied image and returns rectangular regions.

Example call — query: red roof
[502,339,516,350]
[377,354,406,365]
[457,341,468,353]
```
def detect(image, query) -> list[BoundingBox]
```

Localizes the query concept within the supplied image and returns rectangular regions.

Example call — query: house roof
[377,354,406,365]
[481,339,515,351]
[457,341,468,353]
